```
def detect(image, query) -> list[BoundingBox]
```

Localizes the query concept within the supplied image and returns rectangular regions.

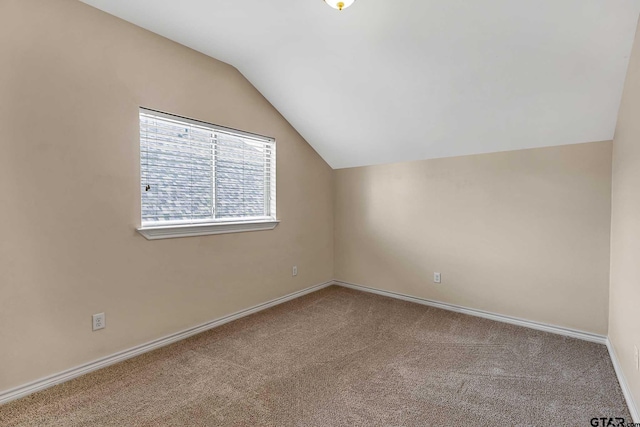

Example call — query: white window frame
[136,108,278,240]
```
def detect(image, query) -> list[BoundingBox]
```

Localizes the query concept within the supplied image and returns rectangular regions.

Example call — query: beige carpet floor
[0,286,631,426]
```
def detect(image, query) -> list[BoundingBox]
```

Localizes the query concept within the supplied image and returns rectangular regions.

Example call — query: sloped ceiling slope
[81,0,640,169]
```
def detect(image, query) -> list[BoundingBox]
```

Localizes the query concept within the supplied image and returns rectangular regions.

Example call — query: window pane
[140,109,275,226]
[215,135,267,219]
[141,114,213,224]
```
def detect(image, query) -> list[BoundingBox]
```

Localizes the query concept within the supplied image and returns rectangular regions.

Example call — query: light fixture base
[324,0,356,11]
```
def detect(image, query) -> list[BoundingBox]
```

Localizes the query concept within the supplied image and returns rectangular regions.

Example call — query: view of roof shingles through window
[216,134,268,219]
[140,111,272,225]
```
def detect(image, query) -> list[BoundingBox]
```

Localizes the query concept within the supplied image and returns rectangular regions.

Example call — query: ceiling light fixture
[324,0,355,11]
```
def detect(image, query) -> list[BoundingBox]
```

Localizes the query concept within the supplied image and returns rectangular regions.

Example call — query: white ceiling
[81,0,640,169]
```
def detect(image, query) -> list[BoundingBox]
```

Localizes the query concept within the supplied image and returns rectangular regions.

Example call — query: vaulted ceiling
[81,0,640,169]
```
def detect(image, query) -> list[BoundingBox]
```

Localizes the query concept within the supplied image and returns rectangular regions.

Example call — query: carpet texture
[0,286,630,426]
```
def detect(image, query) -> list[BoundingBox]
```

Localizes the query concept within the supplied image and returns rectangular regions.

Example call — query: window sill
[136,220,280,240]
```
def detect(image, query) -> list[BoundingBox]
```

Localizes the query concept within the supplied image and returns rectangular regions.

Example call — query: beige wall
[0,0,333,391]
[335,141,613,335]
[610,17,640,413]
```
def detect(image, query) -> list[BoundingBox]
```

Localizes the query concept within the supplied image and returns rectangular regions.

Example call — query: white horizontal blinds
[214,132,274,219]
[140,112,214,224]
[140,109,275,226]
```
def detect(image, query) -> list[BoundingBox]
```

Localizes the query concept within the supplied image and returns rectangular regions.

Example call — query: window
[137,108,278,240]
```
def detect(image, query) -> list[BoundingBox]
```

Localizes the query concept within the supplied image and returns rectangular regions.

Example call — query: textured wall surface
[0,0,333,391]
[335,142,613,335]
[610,16,640,416]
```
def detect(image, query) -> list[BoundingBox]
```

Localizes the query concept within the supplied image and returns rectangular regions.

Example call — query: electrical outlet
[434,272,441,283]
[292,266,298,277]
[92,313,105,331]
[635,345,639,371]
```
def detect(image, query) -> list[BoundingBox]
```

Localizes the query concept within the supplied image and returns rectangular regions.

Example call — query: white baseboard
[3,279,630,419]
[607,339,639,423]
[0,280,333,406]
[333,280,607,345]
[334,280,639,419]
